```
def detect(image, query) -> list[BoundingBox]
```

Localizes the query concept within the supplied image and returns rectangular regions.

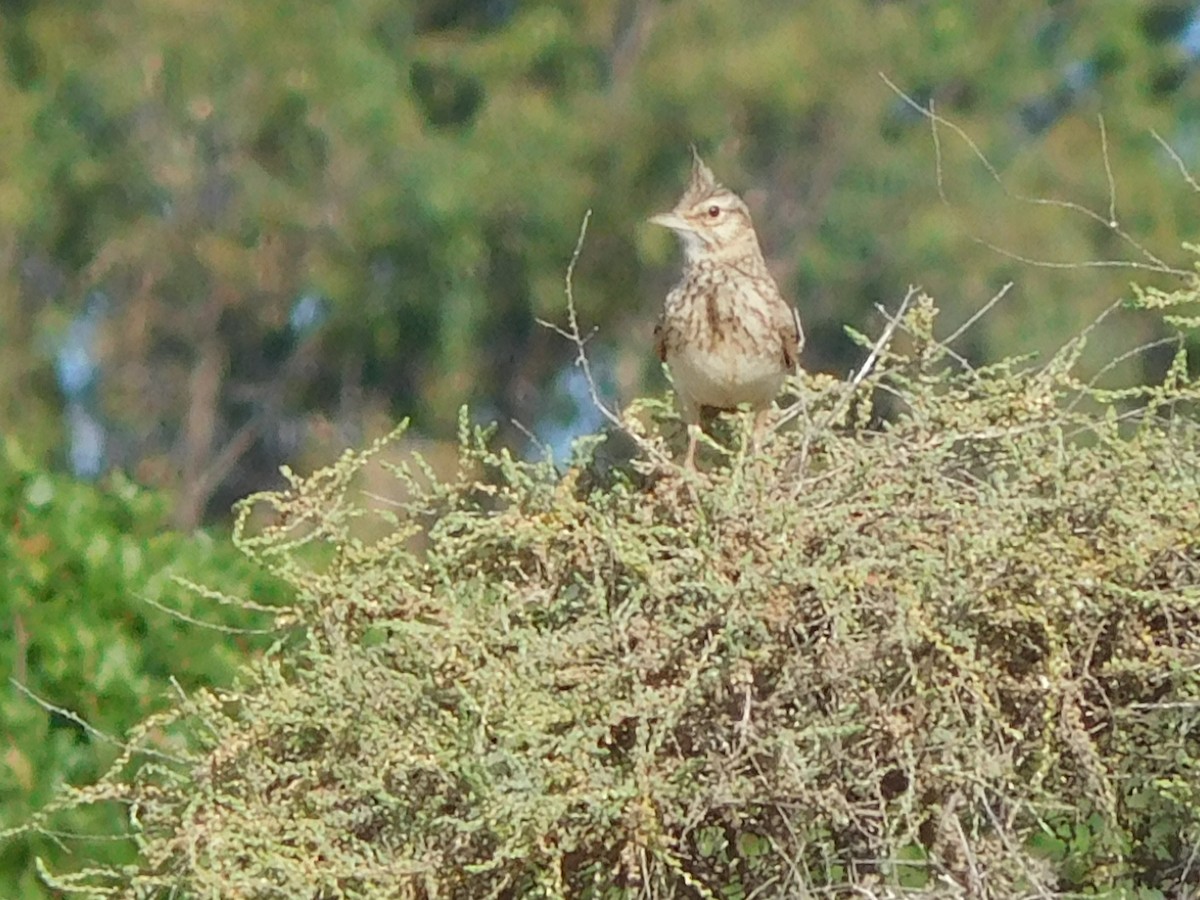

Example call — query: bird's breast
[665,338,786,411]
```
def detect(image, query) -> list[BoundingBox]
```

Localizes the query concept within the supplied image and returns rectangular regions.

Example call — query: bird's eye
[707,205,721,218]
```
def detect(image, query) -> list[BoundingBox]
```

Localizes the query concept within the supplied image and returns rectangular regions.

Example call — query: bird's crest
[680,145,721,208]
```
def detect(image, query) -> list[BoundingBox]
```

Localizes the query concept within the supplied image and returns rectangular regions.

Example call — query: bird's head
[649,148,761,265]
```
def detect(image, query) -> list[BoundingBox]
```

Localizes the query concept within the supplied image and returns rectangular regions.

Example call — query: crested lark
[651,149,804,468]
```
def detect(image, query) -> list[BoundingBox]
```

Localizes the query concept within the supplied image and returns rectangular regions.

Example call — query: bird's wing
[779,303,804,371]
[654,317,669,363]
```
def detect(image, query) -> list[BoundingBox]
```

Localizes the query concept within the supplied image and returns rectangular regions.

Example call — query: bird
[650,148,803,468]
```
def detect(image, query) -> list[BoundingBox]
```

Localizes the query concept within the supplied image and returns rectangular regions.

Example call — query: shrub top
[31,292,1200,897]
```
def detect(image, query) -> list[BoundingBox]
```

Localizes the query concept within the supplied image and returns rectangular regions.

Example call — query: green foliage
[31,286,1200,896]
[0,439,289,898]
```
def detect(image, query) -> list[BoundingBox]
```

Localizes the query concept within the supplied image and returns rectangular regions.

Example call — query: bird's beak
[648,211,691,232]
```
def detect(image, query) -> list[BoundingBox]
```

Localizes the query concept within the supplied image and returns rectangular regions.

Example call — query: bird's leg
[750,407,772,454]
[679,400,704,470]
[684,423,701,470]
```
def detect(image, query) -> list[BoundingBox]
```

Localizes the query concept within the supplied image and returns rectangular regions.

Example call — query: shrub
[23,289,1200,897]
[0,445,289,898]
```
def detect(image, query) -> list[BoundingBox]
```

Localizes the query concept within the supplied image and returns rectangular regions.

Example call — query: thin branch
[1078,334,1181,396]
[779,286,919,433]
[1040,296,1124,377]
[9,679,187,766]
[944,281,1013,346]
[508,416,553,461]
[1065,333,1185,422]
[845,286,918,396]
[781,287,918,482]
[882,306,976,373]
[979,791,1055,900]
[1099,113,1117,227]
[1151,129,1200,194]
[138,592,279,635]
[882,72,1002,183]
[537,210,670,466]
[970,238,1184,274]
[879,72,1189,278]
[930,97,948,204]
[1180,833,1200,891]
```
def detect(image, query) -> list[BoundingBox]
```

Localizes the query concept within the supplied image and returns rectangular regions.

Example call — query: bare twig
[1032,297,1125,383]
[1181,836,1200,894]
[1099,113,1118,227]
[1152,129,1200,194]
[1077,334,1180,394]
[778,286,919,437]
[943,281,1014,347]
[509,416,553,460]
[877,281,1016,376]
[782,286,918,483]
[9,679,187,766]
[138,592,279,635]
[971,240,1177,273]
[881,302,977,374]
[930,97,948,204]
[536,210,670,465]
[979,791,1055,900]
[880,72,1189,278]
[542,210,608,420]
[845,286,918,396]
[845,288,918,415]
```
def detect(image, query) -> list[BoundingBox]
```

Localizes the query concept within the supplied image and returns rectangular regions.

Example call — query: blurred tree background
[2,0,1200,527]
